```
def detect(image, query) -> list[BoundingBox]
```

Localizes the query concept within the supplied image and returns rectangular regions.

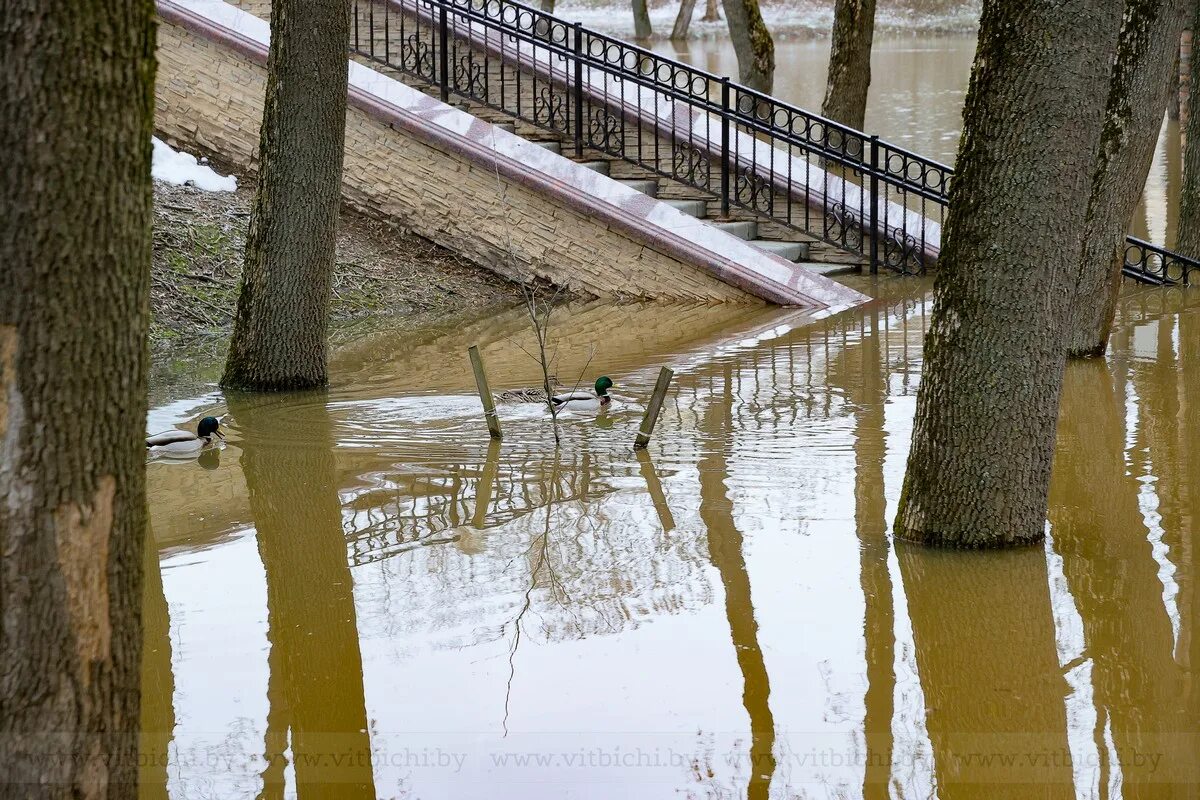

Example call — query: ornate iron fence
[349,0,1198,285]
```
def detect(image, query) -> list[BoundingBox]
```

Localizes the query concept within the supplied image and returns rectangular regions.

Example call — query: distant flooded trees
[0,0,156,795]
[221,0,351,391]
[1066,0,1191,357]
[895,0,1124,547]
[722,0,775,93]
[821,0,877,130]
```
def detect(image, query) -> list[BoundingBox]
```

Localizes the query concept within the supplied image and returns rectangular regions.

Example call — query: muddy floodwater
[652,34,1183,250]
[141,277,1200,799]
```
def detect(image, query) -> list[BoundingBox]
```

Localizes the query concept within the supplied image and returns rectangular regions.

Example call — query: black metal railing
[349,0,1199,285]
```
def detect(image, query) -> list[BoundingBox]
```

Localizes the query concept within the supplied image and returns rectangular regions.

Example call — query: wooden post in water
[469,345,502,440]
[634,367,674,449]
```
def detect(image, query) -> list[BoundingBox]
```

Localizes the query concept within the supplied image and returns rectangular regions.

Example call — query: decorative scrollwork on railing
[882,227,925,276]
[671,142,710,189]
[586,107,623,153]
[735,169,773,214]
[452,52,487,100]
[532,86,567,132]
[824,202,864,255]
[400,35,435,81]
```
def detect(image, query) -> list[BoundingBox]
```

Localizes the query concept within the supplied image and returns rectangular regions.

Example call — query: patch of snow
[151,137,237,192]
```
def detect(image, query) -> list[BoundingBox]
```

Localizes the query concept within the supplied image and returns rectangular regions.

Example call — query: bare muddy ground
[151,177,523,349]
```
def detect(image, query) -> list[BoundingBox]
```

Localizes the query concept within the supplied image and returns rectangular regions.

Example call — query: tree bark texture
[721,0,774,93]
[0,1,155,796]
[537,0,555,14]
[222,0,351,391]
[820,0,876,131]
[1066,0,1191,358]
[671,0,698,40]
[701,0,721,22]
[632,0,653,39]
[1179,14,1200,255]
[893,0,1124,548]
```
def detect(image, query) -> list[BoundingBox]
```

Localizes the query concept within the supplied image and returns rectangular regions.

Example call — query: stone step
[617,178,658,196]
[749,239,809,262]
[663,198,709,217]
[534,139,561,154]
[713,220,758,240]
[578,160,611,176]
[797,261,862,277]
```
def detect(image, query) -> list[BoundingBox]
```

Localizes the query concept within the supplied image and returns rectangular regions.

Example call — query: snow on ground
[151,137,237,192]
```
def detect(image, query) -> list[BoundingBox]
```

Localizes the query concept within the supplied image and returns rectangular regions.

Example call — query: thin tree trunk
[537,0,555,13]
[222,0,351,391]
[721,0,774,93]
[1179,15,1200,255]
[893,0,1124,547]
[0,0,155,795]
[1066,0,1191,358]
[632,0,653,39]
[671,0,698,40]
[701,0,721,22]
[820,0,876,131]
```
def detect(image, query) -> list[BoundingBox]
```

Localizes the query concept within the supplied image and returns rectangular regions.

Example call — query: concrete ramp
[155,0,867,309]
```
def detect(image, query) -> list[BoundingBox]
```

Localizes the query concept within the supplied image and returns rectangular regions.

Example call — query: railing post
[438,2,450,103]
[574,23,584,158]
[869,135,879,275]
[720,78,731,219]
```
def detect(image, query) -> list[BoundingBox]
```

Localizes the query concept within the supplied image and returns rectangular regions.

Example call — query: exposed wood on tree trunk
[0,0,156,794]
[671,0,698,40]
[1179,15,1200,255]
[893,0,1124,548]
[1066,0,1191,358]
[222,0,351,391]
[721,0,774,93]
[820,0,877,131]
[632,0,653,39]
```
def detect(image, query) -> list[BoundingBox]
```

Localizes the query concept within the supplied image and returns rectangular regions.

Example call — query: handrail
[351,0,1198,285]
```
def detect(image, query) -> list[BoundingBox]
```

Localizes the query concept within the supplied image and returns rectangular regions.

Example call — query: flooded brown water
[653,35,1184,250]
[141,279,1200,798]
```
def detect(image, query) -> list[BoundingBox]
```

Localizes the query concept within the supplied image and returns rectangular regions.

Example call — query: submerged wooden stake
[469,345,502,440]
[634,366,674,449]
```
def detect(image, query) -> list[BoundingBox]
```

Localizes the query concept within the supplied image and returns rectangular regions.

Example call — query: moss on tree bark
[721,0,774,93]
[1178,12,1200,255]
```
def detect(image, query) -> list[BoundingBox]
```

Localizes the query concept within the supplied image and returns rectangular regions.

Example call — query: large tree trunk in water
[1066,0,1191,358]
[721,0,774,93]
[671,0,698,40]
[820,0,876,131]
[0,0,154,795]
[222,0,351,391]
[632,0,653,39]
[1179,14,1200,255]
[701,0,721,22]
[893,0,1123,547]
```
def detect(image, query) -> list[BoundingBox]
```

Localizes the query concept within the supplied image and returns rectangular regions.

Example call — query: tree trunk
[0,0,155,795]
[222,0,351,391]
[1065,0,1191,358]
[671,0,698,40]
[1179,15,1200,255]
[701,0,721,22]
[230,391,378,795]
[721,0,774,93]
[893,0,1124,548]
[820,0,876,131]
[1169,41,1182,120]
[632,0,653,39]
[537,0,555,13]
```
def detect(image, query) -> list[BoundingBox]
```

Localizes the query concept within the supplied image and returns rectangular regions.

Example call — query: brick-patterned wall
[155,19,754,302]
